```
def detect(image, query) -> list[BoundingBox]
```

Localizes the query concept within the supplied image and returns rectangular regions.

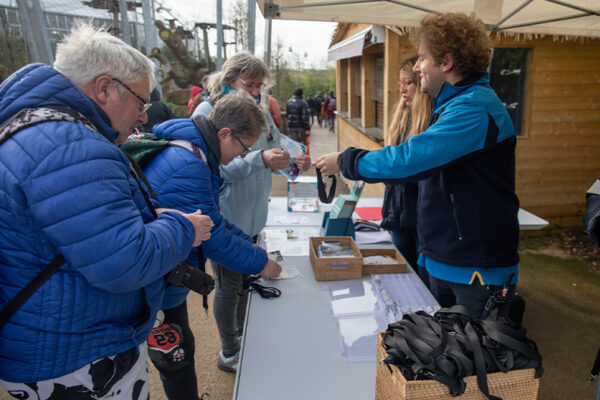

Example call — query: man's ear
[441,53,454,72]
[217,127,231,141]
[93,75,114,106]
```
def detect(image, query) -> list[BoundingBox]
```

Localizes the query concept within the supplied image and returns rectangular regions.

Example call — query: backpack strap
[0,105,99,146]
[0,105,99,330]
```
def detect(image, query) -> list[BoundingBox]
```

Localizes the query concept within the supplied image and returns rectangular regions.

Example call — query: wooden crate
[360,248,407,275]
[308,236,363,281]
[376,333,540,400]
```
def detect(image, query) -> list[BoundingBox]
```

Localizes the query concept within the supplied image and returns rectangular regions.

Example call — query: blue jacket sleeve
[155,154,267,274]
[342,101,491,184]
[24,136,195,294]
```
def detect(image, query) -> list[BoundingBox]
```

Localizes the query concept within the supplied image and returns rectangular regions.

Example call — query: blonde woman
[382,55,432,286]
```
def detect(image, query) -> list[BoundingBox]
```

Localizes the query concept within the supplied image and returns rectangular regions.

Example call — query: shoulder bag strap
[0,254,66,329]
[0,106,103,330]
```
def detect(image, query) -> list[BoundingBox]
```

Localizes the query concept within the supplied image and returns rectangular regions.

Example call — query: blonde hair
[385,56,432,146]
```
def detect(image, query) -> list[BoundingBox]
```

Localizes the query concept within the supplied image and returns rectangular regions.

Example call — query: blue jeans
[390,230,429,289]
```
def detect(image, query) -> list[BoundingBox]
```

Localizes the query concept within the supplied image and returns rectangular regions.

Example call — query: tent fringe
[385,24,592,43]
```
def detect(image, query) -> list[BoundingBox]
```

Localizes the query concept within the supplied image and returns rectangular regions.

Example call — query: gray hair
[54,21,156,89]
[206,52,270,105]
[209,91,268,138]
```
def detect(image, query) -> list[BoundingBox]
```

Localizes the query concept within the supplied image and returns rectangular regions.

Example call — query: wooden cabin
[328,23,600,229]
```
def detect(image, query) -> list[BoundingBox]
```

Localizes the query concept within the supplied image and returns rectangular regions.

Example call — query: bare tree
[230,0,248,52]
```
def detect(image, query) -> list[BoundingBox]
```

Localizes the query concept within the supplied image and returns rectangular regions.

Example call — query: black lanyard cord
[239,276,281,299]
[316,168,336,204]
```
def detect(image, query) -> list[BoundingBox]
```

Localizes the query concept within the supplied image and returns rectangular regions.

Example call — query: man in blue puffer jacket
[0,23,212,399]
[316,13,520,320]
[142,91,282,400]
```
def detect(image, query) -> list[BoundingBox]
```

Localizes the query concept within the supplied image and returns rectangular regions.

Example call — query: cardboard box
[360,248,407,275]
[375,332,540,400]
[309,236,363,281]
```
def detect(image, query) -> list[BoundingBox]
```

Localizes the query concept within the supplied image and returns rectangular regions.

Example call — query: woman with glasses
[192,52,311,374]
[140,91,283,400]
[382,55,432,287]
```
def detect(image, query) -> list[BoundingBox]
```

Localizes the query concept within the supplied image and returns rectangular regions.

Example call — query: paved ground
[2,121,599,399]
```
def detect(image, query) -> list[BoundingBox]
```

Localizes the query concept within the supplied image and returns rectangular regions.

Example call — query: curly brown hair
[413,13,492,78]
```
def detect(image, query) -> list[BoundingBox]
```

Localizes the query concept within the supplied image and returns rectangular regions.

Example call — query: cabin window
[489,48,529,136]
[372,57,384,102]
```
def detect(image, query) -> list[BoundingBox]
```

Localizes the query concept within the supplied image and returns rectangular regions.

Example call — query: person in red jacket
[268,94,282,129]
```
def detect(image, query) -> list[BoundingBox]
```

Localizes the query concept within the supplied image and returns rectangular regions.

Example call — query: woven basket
[308,236,362,281]
[360,248,407,275]
[375,332,540,400]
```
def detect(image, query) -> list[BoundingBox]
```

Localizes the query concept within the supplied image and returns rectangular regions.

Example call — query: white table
[233,197,549,400]
[234,198,423,400]
[267,197,550,230]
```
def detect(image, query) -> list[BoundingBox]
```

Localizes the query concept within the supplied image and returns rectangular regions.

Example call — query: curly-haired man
[315,13,519,319]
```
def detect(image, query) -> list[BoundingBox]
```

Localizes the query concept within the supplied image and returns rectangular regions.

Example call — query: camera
[167,262,215,295]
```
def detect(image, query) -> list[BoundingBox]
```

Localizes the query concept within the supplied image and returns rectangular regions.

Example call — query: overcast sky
[157,0,337,69]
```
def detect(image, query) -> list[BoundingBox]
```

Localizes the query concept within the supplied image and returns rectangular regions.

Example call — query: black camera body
[167,262,215,295]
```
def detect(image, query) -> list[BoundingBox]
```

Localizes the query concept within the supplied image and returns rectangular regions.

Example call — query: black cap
[294,88,303,96]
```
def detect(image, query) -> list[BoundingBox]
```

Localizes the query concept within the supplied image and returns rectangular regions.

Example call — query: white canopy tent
[257,0,600,39]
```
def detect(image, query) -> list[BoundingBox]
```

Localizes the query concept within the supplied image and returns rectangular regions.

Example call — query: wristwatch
[337,152,343,169]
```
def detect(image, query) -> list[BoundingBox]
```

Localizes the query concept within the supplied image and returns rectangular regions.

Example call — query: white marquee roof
[257,0,600,38]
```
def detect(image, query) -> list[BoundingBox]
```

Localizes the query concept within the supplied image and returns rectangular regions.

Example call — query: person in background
[321,92,329,127]
[306,93,317,126]
[315,12,520,320]
[382,55,433,287]
[324,90,337,132]
[286,87,311,145]
[187,85,202,116]
[193,52,311,373]
[143,91,282,400]
[200,74,210,100]
[139,87,175,132]
[268,93,282,129]
[0,22,212,399]
[583,182,600,400]
[314,90,323,127]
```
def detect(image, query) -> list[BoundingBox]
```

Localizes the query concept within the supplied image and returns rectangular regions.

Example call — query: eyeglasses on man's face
[237,78,266,91]
[112,77,152,114]
[233,135,252,157]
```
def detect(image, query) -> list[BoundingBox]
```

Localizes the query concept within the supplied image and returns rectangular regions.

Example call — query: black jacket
[340,74,519,268]
[286,95,310,130]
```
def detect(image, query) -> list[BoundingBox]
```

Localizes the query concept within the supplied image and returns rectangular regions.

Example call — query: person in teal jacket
[193,53,311,373]
[142,91,282,400]
[0,23,212,399]
[316,13,520,320]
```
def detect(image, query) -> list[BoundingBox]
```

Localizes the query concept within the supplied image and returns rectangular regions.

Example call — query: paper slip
[273,215,310,225]
[260,227,321,256]
[354,230,392,245]
[279,134,307,180]
[273,263,301,280]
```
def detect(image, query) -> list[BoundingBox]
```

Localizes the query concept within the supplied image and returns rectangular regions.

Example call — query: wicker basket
[360,248,407,275]
[375,333,540,400]
[308,236,363,281]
